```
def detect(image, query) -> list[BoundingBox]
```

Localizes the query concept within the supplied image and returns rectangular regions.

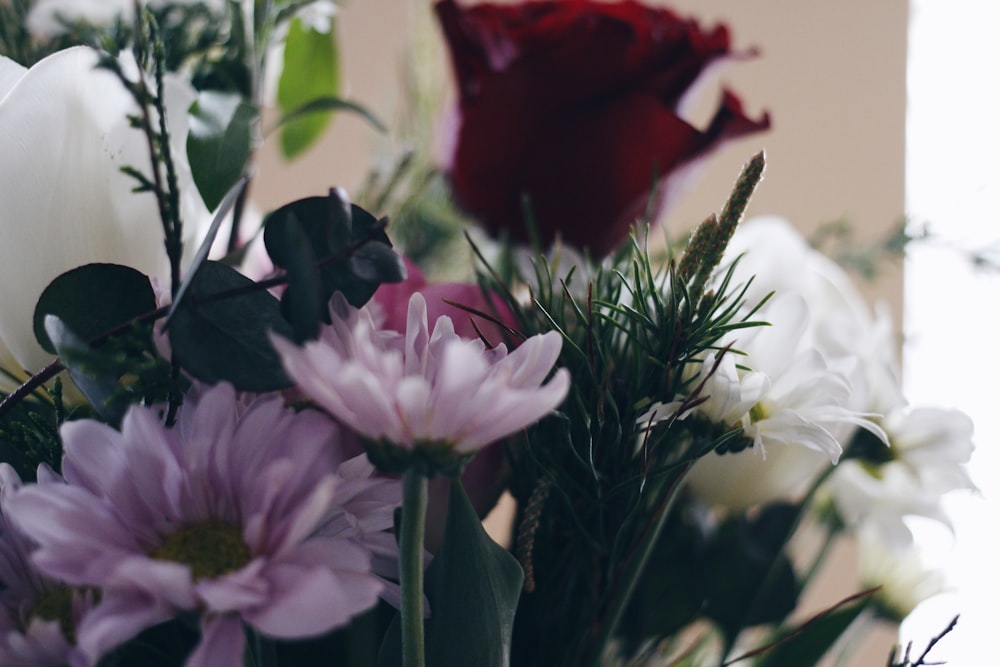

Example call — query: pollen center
[748,402,769,424]
[152,521,252,581]
[31,585,76,643]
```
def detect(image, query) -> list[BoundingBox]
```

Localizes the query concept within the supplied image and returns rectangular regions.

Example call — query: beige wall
[254,2,909,663]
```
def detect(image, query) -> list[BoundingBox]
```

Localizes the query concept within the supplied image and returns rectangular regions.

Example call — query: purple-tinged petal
[245,559,382,638]
[185,615,245,667]
[75,590,176,666]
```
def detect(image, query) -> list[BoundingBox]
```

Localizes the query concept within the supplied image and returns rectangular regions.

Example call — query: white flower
[0,48,208,376]
[638,349,768,432]
[683,295,885,509]
[857,523,946,622]
[726,216,906,416]
[828,405,975,544]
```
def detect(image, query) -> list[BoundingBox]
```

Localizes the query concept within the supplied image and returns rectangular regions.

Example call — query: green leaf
[702,503,801,638]
[277,17,340,159]
[167,261,295,391]
[273,211,323,342]
[44,316,129,423]
[187,91,258,210]
[755,598,870,667]
[33,264,157,355]
[350,241,407,284]
[162,176,249,330]
[263,192,405,315]
[379,481,524,667]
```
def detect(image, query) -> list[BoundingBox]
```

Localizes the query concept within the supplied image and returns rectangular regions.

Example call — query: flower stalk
[400,468,429,667]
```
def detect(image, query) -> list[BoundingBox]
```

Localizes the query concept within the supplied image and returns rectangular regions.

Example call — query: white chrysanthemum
[683,295,885,508]
[726,218,906,413]
[275,293,570,468]
[638,349,768,433]
[857,524,946,622]
[829,405,975,545]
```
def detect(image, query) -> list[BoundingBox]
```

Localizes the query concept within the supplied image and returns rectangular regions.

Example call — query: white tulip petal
[0,47,207,372]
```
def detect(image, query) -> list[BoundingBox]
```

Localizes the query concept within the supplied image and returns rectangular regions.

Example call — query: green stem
[717,463,837,667]
[400,469,428,667]
[249,626,279,667]
[585,461,694,667]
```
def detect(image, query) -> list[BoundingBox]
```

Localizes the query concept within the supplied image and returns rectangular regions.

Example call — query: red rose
[436,0,770,256]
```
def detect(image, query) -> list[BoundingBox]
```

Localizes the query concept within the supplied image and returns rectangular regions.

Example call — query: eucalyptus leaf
[278,17,340,159]
[349,242,407,284]
[274,211,323,342]
[33,263,157,355]
[44,316,129,423]
[167,261,294,391]
[264,192,404,312]
[187,90,257,210]
[379,481,524,667]
[162,176,249,330]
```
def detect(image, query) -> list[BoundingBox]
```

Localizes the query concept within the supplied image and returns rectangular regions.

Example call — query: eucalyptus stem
[400,469,428,667]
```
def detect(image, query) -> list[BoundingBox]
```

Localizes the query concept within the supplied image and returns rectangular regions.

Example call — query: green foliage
[45,317,133,424]
[701,503,800,638]
[167,261,295,392]
[33,264,157,355]
[277,17,340,159]
[809,216,927,282]
[187,91,258,210]
[263,191,406,341]
[489,157,771,667]
[380,481,524,667]
[0,385,65,480]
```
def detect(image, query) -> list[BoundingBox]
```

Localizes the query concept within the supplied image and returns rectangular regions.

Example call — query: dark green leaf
[755,599,870,667]
[379,481,524,667]
[167,261,294,391]
[162,176,249,330]
[264,192,404,313]
[703,503,800,637]
[33,264,157,354]
[44,316,129,423]
[350,242,407,284]
[277,17,340,159]
[187,91,258,210]
[274,211,323,342]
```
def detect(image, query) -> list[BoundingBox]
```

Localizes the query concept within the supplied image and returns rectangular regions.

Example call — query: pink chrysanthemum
[6,384,399,667]
[274,293,570,474]
[0,464,94,667]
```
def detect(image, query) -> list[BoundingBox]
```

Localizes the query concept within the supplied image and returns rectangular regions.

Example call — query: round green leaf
[33,263,156,354]
[167,261,295,391]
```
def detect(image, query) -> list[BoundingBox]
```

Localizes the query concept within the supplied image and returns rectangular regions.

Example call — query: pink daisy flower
[6,383,399,667]
[0,464,93,667]
[273,293,570,475]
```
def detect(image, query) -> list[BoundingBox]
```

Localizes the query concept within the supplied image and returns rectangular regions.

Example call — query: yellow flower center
[748,402,769,424]
[31,585,77,643]
[152,521,252,581]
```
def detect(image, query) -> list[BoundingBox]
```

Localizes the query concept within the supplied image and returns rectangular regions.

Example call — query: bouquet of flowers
[0,1,973,666]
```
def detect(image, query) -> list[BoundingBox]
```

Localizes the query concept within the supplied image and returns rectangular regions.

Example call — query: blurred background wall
[252,1,910,663]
